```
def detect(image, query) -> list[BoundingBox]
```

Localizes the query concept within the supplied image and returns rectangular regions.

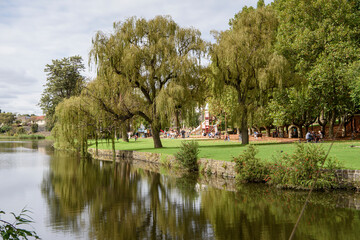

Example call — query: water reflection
[1,140,360,239]
[40,149,360,240]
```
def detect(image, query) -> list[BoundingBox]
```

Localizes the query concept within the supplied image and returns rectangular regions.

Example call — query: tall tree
[0,112,15,125]
[275,0,360,138]
[210,2,286,144]
[90,16,206,148]
[39,56,85,130]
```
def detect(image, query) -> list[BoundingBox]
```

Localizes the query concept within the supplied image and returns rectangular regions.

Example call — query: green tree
[39,55,85,130]
[0,112,15,126]
[90,16,206,148]
[31,124,38,134]
[210,2,286,144]
[274,0,360,138]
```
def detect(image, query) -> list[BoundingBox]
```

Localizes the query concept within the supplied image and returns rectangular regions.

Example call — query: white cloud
[0,0,273,114]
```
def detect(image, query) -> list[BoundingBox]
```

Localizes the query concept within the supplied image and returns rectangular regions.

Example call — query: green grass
[93,138,360,170]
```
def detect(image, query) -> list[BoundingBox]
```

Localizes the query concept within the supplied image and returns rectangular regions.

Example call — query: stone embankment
[88,148,237,178]
[88,149,360,185]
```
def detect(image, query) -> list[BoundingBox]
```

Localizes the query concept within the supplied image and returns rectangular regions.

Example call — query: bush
[234,145,268,183]
[267,143,343,190]
[16,127,26,135]
[174,141,199,171]
[0,125,12,133]
[31,124,38,133]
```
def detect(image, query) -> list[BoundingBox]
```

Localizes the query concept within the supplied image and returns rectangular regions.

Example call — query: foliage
[267,143,343,190]
[274,0,360,137]
[233,143,345,190]
[90,15,206,148]
[0,112,15,125]
[0,125,12,133]
[174,140,199,171]
[15,127,26,135]
[210,2,288,144]
[39,55,85,130]
[52,96,97,156]
[30,124,38,134]
[0,208,40,240]
[234,145,268,183]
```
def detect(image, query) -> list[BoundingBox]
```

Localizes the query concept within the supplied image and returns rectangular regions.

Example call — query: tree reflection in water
[42,152,360,240]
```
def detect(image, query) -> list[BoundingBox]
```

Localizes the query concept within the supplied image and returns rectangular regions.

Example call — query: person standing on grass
[305,131,312,142]
[318,131,323,142]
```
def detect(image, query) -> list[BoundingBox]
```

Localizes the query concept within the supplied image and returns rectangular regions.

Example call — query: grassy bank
[0,134,45,140]
[93,138,360,169]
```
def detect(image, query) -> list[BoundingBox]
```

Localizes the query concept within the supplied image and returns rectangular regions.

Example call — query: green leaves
[0,208,40,240]
[39,55,85,130]
[89,16,207,148]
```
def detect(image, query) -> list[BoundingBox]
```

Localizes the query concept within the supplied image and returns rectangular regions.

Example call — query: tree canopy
[210,2,287,144]
[39,55,85,130]
[274,0,360,137]
[90,16,207,148]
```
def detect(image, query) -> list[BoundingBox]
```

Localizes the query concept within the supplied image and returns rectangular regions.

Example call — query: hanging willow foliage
[89,15,207,148]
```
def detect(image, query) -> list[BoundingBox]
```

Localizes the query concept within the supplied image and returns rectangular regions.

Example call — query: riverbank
[0,134,45,140]
[92,138,360,169]
[88,147,360,187]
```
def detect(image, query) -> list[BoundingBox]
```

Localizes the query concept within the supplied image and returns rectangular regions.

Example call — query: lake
[0,140,360,239]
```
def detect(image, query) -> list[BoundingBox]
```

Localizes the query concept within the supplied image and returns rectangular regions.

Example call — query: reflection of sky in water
[1,140,360,240]
[0,141,74,240]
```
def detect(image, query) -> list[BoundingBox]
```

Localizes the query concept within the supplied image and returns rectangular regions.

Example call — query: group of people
[253,131,262,139]
[164,129,190,139]
[305,131,324,143]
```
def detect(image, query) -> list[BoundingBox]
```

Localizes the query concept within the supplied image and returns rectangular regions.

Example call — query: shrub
[16,127,26,135]
[268,143,343,190]
[174,140,199,171]
[0,125,12,133]
[234,145,268,183]
[31,124,38,133]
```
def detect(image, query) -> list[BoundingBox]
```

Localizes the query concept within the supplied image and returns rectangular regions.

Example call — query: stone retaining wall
[88,148,237,178]
[88,148,360,184]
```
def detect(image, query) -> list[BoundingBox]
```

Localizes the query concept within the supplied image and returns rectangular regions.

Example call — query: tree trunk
[328,111,336,139]
[249,127,253,135]
[121,124,129,142]
[111,136,116,162]
[240,108,249,145]
[151,124,163,148]
[265,126,271,137]
[175,109,180,133]
[321,125,326,135]
[297,125,303,138]
[342,123,347,137]
[304,125,309,135]
[279,126,284,138]
[224,112,227,136]
[95,135,98,156]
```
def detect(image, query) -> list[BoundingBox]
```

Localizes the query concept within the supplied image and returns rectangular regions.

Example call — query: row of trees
[40,0,360,152]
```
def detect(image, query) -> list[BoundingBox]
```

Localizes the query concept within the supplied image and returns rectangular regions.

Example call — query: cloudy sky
[0,0,272,115]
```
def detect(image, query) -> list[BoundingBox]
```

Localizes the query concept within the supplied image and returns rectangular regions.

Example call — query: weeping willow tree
[83,75,136,159]
[156,66,208,132]
[90,15,206,148]
[52,95,97,156]
[210,1,288,144]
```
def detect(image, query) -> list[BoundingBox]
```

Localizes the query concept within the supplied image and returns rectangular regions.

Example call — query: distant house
[31,116,46,126]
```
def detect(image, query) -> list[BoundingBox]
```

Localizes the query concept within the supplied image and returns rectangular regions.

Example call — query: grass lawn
[93,138,360,169]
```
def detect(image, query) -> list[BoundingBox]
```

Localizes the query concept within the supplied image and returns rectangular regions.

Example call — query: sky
[0,0,272,115]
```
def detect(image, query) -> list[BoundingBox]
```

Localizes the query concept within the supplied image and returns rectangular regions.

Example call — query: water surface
[0,140,360,239]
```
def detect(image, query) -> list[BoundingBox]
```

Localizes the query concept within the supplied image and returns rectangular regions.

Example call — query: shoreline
[88,148,360,186]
